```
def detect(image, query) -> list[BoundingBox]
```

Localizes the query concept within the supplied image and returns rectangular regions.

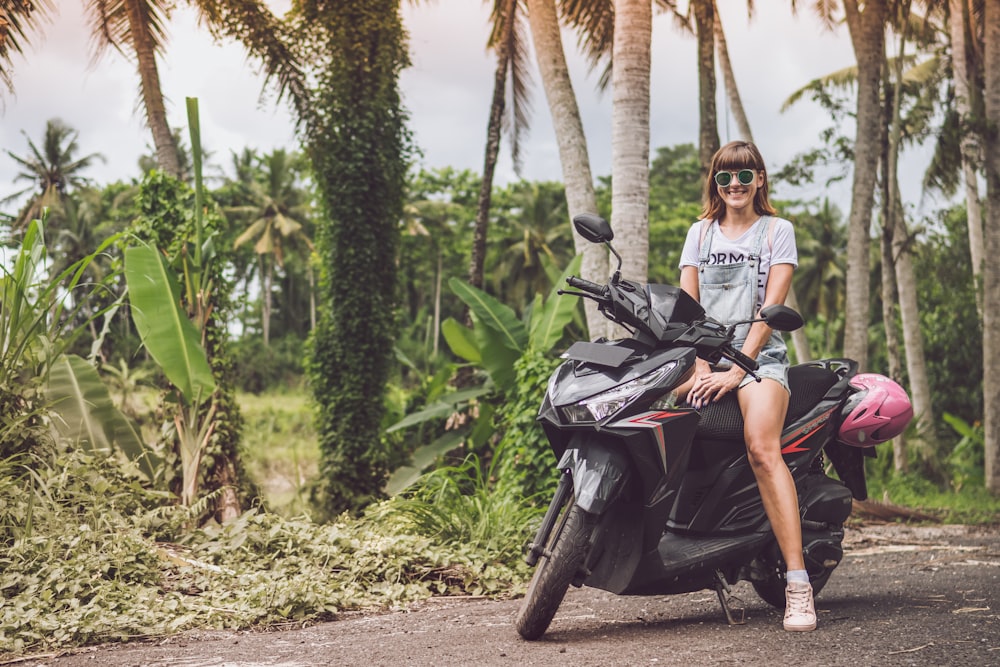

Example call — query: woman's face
[714,167,764,213]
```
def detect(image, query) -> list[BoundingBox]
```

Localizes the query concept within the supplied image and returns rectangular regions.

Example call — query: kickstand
[712,570,746,625]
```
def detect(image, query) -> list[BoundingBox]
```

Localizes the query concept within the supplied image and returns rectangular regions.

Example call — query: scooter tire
[515,503,592,640]
[751,570,831,610]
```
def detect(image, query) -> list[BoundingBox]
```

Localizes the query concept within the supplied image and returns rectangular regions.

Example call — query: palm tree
[1,1,304,177]
[948,0,985,315]
[490,180,574,308]
[470,0,531,294]
[691,0,719,174]
[611,0,652,286]
[880,2,942,476]
[525,0,610,340]
[713,0,753,144]
[2,118,104,228]
[981,0,1000,494]
[793,200,846,355]
[840,0,891,373]
[229,149,313,346]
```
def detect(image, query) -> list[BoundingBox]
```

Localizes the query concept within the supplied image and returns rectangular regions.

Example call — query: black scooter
[515,213,886,640]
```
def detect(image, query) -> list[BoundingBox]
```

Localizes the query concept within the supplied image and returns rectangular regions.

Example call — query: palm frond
[781,64,859,112]
[0,0,55,92]
[559,0,614,80]
[195,0,308,117]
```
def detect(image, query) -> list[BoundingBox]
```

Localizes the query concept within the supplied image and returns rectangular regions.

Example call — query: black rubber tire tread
[514,503,592,640]
[752,570,831,609]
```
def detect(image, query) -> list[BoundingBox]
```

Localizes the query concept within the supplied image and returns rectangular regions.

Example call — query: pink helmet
[837,373,914,447]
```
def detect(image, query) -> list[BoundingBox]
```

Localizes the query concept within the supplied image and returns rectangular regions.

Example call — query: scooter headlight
[560,362,677,424]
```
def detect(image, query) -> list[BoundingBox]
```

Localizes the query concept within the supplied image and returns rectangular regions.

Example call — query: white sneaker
[783,581,817,631]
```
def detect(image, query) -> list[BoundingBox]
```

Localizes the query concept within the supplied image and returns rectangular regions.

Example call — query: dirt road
[29,523,1000,667]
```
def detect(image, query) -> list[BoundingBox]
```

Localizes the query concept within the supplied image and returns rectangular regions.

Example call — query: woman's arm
[680,265,700,302]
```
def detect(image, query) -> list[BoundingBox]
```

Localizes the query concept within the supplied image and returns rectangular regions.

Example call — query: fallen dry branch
[852,498,941,523]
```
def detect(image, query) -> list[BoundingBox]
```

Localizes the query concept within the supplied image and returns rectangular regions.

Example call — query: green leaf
[448,278,527,353]
[530,254,583,352]
[474,318,521,391]
[124,245,216,402]
[384,430,466,496]
[385,386,491,433]
[46,355,159,480]
[441,317,481,363]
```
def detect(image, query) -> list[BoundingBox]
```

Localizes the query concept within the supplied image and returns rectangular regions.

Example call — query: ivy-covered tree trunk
[296,0,410,517]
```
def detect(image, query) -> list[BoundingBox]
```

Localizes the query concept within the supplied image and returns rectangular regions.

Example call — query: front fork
[525,469,573,566]
[524,442,630,566]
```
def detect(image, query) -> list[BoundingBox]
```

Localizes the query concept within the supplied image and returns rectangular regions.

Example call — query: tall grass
[370,450,546,564]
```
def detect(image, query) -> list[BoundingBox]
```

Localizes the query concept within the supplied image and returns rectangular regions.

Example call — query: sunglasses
[714,169,757,187]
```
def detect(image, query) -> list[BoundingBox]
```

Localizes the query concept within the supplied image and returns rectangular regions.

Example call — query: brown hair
[699,141,778,221]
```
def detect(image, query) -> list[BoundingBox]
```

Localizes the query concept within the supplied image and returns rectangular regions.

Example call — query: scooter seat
[693,363,840,441]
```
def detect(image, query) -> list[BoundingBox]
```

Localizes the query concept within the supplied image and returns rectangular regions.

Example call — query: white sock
[786,569,809,585]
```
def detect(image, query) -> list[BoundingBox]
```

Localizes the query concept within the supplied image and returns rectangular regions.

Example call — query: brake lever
[557,289,606,304]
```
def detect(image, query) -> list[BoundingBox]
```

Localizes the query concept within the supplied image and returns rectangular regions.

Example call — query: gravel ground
[21,522,1000,667]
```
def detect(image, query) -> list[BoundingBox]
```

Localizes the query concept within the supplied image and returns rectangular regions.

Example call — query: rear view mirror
[760,304,804,332]
[573,213,614,244]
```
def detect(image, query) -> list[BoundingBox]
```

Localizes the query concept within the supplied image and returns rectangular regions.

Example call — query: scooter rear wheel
[515,502,592,640]
[751,570,831,610]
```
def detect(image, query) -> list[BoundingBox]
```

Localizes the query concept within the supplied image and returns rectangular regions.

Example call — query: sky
[0,0,948,218]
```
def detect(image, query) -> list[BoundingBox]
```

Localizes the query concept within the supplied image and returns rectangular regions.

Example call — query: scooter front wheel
[514,502,592,640]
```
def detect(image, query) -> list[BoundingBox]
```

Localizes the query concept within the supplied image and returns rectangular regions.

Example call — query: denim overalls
[698,217,790,390]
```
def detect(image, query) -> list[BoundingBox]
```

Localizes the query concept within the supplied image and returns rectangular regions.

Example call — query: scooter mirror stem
[606,242,623,273]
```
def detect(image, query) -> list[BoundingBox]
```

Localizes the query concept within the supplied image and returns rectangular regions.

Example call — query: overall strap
[697,219,715,268]
[748,215,771,263]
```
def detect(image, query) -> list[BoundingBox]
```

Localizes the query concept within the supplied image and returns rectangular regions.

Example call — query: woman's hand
[687,366,745,409]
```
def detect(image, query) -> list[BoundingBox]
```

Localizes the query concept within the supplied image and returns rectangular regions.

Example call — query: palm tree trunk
[611,0,651,289]
[713,1,753,144]
[880,56,906,472]
[470,0,517,293]
[692,0,719,175]
[262,254,272,346]
[526,0,610,340]
[949,0,985,318]
[841,0,888,372]
[980,0,1000,495]
[124,0,180,178]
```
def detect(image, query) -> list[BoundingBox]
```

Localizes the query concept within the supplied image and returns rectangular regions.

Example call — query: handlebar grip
[566,275,607,296]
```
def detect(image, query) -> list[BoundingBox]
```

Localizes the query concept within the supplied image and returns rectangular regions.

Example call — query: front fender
[557,437,629,514]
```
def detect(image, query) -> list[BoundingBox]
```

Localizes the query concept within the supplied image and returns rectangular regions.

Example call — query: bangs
[714,144,762,171]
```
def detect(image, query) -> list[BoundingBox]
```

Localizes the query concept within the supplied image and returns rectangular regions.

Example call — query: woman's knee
[745,436,783,472]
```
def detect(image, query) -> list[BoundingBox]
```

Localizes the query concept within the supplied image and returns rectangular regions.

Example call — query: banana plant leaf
[385,386,491,433]
[441,317,481,363]
[529,254,583,352]
[47,354,159,480]
[124,245,216,402]
[383,429,466,496]
[448,278,527,354]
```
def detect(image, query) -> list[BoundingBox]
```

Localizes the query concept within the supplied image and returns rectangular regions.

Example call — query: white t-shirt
[678,217,798,306]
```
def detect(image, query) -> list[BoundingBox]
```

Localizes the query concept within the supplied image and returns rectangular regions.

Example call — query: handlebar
[566,275,608,297]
